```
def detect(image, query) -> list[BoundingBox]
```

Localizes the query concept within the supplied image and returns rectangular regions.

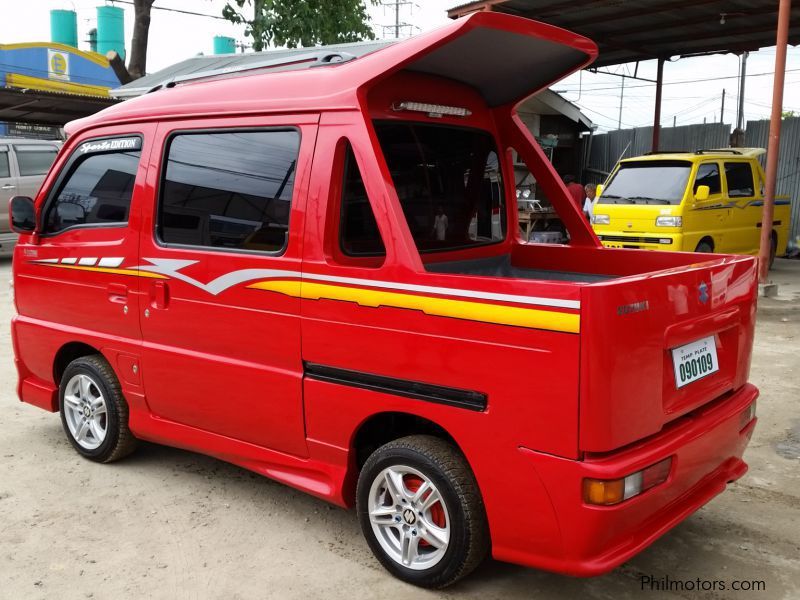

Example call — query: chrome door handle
[1,184,15,189]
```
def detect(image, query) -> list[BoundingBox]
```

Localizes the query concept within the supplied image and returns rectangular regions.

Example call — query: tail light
[740,401,757,430]
[583,457,673,506]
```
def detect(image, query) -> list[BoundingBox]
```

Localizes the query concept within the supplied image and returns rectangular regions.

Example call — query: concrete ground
[1,257,799,600]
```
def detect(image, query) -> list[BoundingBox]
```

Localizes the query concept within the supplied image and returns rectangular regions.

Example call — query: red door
[14,127,152,352]
[136,115,317,457]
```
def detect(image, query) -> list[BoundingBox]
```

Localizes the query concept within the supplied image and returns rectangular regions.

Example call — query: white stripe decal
[36,256,581,311]
[98,257,125,268]
[32,258,60,264]
[61,257,78,264]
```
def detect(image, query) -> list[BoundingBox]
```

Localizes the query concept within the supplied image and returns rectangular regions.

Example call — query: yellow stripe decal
[249,280,580,334]
[41,264,168,278]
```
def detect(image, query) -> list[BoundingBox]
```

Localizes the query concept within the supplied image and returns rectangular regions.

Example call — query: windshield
[599,160,691,205]
[374,121,506,253]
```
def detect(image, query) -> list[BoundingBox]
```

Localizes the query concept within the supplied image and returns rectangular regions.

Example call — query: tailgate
[578,254,757,452]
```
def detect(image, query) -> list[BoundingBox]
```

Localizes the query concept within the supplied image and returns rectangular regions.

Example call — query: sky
[1,0,799,132]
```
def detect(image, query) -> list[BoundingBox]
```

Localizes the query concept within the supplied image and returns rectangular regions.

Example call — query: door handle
[107,283,129,303]
[1,184,14,190]
[150,280,169,310]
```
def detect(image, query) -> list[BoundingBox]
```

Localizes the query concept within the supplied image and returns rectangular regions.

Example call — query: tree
[222,0,377,52]
[128,0,156,79]
[782,110,797,119]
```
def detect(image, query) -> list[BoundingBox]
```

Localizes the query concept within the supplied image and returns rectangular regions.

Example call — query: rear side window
[44,147,140,234]
[15,145,58,176]
[340,144,385,257]
[0,149,9,178]
[724,162,755,197]
[694,163,721,195]
[159,130,300,253]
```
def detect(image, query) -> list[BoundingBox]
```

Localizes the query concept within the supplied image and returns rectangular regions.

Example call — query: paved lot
[1,257,799,600]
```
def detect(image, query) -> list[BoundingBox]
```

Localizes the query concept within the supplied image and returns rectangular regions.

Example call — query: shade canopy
[449,0,800,68]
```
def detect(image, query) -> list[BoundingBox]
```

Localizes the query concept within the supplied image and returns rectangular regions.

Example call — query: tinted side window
[159,130,299,253]
[15,146,58,176]
[44,150,140,234]
[694,163,721,195]
[724,162,755,197]
[0,150,9,178]
[340,144,385,257]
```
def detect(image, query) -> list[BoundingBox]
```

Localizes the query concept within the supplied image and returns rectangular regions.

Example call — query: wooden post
[758,0,791,283]
[652,58,664,151]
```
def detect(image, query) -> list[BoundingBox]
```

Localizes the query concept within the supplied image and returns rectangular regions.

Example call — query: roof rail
[695,148,741,155]
[145,50,358,94]
[643,150,688,155]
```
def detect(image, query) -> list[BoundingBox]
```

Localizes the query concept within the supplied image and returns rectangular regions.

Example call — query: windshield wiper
[599,194,632,204]
[628,196,670,205]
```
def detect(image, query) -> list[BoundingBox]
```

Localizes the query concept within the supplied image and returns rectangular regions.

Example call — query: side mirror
[9,196,36,233]
[595,184,604,197]
[694,185,710,202]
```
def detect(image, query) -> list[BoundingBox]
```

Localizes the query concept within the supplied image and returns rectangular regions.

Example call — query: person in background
[583,183,597,221]
[433,205,448,241]
[562,174,584,211]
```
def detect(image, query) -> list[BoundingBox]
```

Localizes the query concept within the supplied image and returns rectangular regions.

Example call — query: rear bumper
[496,383,757,576]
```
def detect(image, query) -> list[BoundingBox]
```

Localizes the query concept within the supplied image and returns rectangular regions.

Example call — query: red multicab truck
[9,13,758,588]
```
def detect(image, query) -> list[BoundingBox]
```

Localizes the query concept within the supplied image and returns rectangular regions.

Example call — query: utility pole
[618,75,625,130]
[379,1,416,39]
[736,51,749,130]
[673,115,676,127]
[721,88,726,123]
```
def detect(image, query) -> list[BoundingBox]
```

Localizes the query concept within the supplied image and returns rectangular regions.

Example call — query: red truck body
[10,12,757,581]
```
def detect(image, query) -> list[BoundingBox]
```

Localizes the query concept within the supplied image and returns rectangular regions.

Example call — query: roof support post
[758,0,791,284]
[651,57,664,152]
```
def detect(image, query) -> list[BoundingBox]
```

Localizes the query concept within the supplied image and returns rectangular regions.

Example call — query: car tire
[695,241,713,253]
[769,234,778,269]
[356,435,489,588]
[59,355,137,463]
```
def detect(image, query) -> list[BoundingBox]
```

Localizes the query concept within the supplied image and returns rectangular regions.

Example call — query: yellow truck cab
[591,148,790,265]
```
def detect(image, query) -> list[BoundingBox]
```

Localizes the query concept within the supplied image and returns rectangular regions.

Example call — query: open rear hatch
[578,254,758,453]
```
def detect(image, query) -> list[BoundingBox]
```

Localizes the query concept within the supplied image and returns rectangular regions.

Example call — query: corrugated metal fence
[746,118,800,248]
[586,119,800,246]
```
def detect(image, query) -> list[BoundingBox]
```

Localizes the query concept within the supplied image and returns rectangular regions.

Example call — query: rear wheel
[59,355,137,463]
[356,435,488,588]
[769,233,778,269]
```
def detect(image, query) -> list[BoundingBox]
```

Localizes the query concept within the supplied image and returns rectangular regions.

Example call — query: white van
[1,138,61,256]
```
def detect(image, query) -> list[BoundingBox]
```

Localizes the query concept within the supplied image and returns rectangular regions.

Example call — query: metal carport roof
[447,0,800,68]
[0,86,118,127]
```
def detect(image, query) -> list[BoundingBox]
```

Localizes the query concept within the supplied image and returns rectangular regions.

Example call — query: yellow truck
[591,148,790,265]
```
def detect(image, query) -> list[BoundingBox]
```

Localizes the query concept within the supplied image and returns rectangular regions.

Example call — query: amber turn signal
[584,457,673,506]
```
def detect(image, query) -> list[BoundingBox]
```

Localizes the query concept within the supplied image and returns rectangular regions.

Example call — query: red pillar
[759,0,792,283]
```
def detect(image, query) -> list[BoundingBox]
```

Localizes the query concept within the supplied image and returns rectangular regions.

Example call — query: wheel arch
[343,411,471,506]
[53,341,101,385]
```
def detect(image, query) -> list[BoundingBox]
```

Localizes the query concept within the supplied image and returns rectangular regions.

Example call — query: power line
[555,68,800,93]
[107,0,228,21]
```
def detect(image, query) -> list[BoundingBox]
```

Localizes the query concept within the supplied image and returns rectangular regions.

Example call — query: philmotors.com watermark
[641,574,766,592]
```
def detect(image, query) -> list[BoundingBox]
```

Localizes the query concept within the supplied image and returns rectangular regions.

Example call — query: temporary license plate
[671,335,719,389]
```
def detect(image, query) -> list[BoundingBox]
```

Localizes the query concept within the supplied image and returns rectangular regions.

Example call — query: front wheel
[695,240,713,253]
[59,355,137,463]
[356,435,489,588]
